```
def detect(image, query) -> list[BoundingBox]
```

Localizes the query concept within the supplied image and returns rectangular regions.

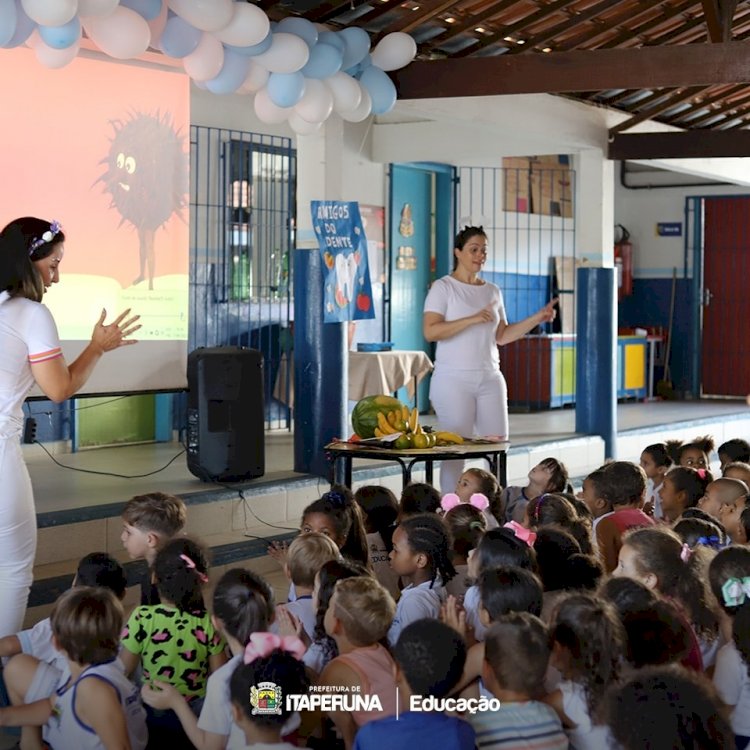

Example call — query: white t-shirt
[18,616,69,679]
[387,578,446,646]
[646,479,663,519]
[366,531,400,600]
[463,585,488,642]
[0,293,62,420]
[559,679,613,750]
[714,640,750,735]
[200,654,300,750]
[423,276,507,371]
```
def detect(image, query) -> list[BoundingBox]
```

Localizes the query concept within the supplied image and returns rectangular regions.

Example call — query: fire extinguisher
[614,224,633,301]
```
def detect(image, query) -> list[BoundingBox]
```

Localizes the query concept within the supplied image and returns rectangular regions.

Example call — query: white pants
[429,366,508,494]
[0,417,37,638]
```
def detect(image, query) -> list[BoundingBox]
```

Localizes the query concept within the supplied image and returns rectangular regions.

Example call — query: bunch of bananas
[373,405,418,437]
[433,431,465,446]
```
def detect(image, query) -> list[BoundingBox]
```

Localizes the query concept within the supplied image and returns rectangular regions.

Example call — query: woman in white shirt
[0,217,139,636]
[423,225,558,493]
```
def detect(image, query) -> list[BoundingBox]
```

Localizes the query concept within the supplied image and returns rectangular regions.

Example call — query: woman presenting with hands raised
[0,216,140,636]
[423,226,557,494]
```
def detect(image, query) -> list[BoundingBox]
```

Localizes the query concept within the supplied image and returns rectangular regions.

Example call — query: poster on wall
[311,200,376,324]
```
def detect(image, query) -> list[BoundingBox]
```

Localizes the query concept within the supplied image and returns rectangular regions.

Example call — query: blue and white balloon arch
[1,0,418,133]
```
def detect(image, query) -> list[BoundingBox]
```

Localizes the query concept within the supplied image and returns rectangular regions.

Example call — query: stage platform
[22,399,750,625]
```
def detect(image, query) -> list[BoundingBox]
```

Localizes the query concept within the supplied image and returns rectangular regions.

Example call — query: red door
[702,197,750,396]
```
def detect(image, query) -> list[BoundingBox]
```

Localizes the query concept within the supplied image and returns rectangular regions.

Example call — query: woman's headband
[29,221,62,256]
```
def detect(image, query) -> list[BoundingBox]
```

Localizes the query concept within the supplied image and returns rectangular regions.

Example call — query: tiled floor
[24,399,749,516]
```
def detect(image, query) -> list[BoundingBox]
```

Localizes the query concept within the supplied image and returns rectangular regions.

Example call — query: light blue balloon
[359,65,397,114]
[205,51,251,95]
[301,42,343,79]
[346,54,371,79]
[39,16,80,49]
[3,2,34,48]
[340,27,370,70]
[160,14,201,58]
[267,71,306,108]
[276,17,318,47]
[0,0,17,47]
[121,0,163,21]
[226,32,273,57]
[318,31,345,53]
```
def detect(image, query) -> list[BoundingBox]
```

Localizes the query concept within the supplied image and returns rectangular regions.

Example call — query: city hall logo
[250,682,283,716]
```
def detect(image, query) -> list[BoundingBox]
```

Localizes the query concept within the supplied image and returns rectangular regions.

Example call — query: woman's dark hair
[230,652,309,728]
[642,442,674,469]
[153,537,209,616]
[708,546,750,616]
[603,665,733,750]
[312,559,369,663]
[303,485,369,567]
[0,217,65,302]
[478,566,543,620]
[666,467,714,510]
[399,482,441,517]
[673,517,726,550]
[474,527,537,574]
[461,468,504,523]
[398,513,456,587]
[354,485,398,553]
[532,525,581,592]
[444,503,487,559]
[719,438,750,464]
[212,568,275,646]
[550,593,624,716]
[75,552,127,600]
[526,493,577,529]
[623,527,718,640]
[452,225,487,269]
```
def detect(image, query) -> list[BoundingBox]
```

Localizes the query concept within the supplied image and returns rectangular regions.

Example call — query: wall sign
[311,200,375,324]
[657,222,682,237]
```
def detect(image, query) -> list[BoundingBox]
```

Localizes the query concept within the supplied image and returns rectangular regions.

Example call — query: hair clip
[503,521,537,547]
[243,632,306,664]
[469,520,485,531]
[696,535,722,549]
[441,493,461,512]
[324,491,346,508]
[179,553,208,584]
[721,577,750,607]
[696,468,707,479]
[679,543,693,563]
[534,494,547,521]
[29,220,62,256]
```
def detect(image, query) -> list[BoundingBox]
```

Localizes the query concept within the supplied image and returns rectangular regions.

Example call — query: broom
[656,267,676,399]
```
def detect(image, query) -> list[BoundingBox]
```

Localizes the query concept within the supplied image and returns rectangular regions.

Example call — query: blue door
[389,163,453,411]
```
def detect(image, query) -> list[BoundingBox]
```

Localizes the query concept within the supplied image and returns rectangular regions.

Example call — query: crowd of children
[2,435,750,749]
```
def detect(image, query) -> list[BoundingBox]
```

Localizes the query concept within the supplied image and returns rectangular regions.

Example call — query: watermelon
[351,395,405,438]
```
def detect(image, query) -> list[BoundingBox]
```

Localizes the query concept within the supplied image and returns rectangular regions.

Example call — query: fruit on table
[352,395,405,438]
[434,431,464,445]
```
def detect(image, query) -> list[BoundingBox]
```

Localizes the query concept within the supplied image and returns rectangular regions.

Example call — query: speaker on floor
[186,346,265,482]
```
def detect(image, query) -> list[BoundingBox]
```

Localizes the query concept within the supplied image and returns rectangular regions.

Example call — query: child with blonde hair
[319,577,398,749]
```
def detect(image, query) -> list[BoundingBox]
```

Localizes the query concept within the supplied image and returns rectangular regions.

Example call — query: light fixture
[542,47,552,52]
[445,15,455,22]
[516,39,525,44]
[503,35,514,42]
[475,26,485,33]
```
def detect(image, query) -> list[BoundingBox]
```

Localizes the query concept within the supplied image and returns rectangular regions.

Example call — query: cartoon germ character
[97,111,188,290]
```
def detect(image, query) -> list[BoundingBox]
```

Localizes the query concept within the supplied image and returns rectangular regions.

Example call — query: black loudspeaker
[186,347,265,482]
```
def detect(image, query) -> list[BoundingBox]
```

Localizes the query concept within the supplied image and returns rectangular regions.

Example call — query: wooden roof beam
[391,39,750,98]
[608,130,750,159]
[701,0,738,42]
[609,85,712,134]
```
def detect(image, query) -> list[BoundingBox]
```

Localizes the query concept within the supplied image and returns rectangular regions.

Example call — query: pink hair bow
[243,632,306,664]
[696,468,707,479]
[179,554,208,584]
[441,493,489,512]
[503,521,537,547]
[680,543,693,563]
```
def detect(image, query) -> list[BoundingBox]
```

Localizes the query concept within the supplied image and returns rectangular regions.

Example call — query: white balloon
[214,2,269,47]
[85,7,151,59]
[370,31,417,71]
[253,32,309,73]
[77,0,118,16]
[168,0,233,33]
[21,0,77,26]
[254,87,292,124]
[183,31,224,81]
[339,86,372,123]
[34,38,80,68]
[294,79,333,124]
[237,60,269,94]
[325,71,361,114]
[289,112,321,135]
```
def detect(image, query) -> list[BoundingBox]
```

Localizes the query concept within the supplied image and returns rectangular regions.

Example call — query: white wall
[614,173,750,278]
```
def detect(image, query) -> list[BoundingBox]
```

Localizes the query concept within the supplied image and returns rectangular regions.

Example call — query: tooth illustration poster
[311,200,375,324]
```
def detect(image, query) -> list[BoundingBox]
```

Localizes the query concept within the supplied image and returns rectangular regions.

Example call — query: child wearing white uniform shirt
[387,514,455,646]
